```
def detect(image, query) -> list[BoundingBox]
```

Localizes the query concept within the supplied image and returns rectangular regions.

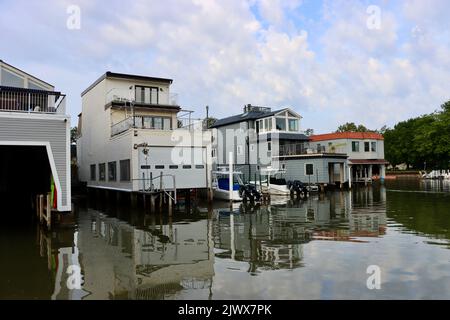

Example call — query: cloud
[1,0,450,132]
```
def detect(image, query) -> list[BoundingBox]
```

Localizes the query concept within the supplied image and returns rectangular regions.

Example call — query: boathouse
[77,72,212,197]
[0,60,71,212]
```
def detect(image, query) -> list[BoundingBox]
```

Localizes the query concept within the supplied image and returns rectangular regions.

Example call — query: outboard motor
[239,184,262,202]
[288,180,309,199]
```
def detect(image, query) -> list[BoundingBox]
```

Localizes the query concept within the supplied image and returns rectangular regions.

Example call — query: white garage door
[138,146,207,190]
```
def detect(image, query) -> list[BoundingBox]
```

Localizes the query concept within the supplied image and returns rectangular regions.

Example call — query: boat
[251,167,291,196]
[212,168,245,201]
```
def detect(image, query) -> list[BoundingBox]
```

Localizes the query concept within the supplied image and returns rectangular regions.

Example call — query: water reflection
[3,181,450,300]
[212,189,388,275]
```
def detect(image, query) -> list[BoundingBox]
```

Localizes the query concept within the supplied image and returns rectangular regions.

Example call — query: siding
[0,116,69,207]
[283,158,347,184]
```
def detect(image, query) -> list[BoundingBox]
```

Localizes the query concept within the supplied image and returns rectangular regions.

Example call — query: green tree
[71,127,78,144]
[336,122,370,132]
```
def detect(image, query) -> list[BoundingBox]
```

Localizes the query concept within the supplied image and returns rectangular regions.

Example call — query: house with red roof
[310,132,388,186]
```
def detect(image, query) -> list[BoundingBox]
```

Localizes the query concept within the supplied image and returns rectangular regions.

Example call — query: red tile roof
[310,132,384,141]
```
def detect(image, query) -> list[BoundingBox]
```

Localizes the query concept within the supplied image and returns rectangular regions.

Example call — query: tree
[304,128,314,136]
[71,127,78,144]
[203,117,217,129]
[383,99,450,170]
[336,122,370,132]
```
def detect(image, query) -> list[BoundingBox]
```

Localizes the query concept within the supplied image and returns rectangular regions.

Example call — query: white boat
[251,167,290,196]
[212,168,244,202]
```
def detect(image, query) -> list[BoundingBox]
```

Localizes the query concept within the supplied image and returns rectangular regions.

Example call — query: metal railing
[106,88,179,106]
[278,143,330,156]
[0,86,66,114]
[111,115,206,136]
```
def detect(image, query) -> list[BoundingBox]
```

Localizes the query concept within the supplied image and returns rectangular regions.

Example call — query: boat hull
[213,188,242,201]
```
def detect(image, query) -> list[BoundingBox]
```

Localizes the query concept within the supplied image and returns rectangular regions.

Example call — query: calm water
[1,179,450,300]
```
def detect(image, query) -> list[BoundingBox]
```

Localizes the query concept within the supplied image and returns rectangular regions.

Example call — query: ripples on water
[1,179,450,300]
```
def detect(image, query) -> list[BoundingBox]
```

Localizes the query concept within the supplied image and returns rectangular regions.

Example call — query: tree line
[336,100,450,170]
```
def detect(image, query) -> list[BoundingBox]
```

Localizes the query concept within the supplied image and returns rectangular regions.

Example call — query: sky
[1,0,450,133]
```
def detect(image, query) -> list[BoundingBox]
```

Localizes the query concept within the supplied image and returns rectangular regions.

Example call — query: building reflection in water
[212,186,387,274]
[39,186,387,299]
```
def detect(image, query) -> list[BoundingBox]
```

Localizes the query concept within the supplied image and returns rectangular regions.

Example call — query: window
[268,142,272,151]
[288,119,299,132]
[108,162,117,181]
[196,165,205,169]
[120,159,131,181]
[305,163,314,176]
[364,142,370,152]
[183,165,192,169]
[28,80,47,91]
[276,117,286,131]
[153,117,163,130]
[155,165,165,169]
[371,141,377,152]
[352,141,360,152]
[135,86,159,104]
[237,145,243,155]
[264,118,272,131]
[90,164,96,181]
[141,165,151,169]
[169,165,179,169]
[1,68,24,87]
[99,163,106,181]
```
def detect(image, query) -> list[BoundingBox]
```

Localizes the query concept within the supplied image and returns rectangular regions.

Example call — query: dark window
[120,159,131,182]
[352,141,360,152]
[183,165,192,169]
[169,165,179,169]
[135,86,159,104]
[90,164,96,181]
[268,142,271,151]
[364,142,370,152]
[108,162,117,181]
[195,165,205,169]
[155,165,165,169]
[305,163,314,176]
[141,165,151,169]
[99,163,106,181]
[371,141,377,152]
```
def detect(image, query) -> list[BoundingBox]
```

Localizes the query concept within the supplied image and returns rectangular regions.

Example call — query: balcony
[111,114,205,136]
[106,88,179,108]
[0,86,66,114]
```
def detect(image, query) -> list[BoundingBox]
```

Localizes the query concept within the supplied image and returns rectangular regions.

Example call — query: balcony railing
[279,143,329,156]
[106,88,179,107]
[111,115,205,136]
[0,86,66,114]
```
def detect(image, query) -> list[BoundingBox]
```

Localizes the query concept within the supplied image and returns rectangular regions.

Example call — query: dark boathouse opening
[0,145,52,215]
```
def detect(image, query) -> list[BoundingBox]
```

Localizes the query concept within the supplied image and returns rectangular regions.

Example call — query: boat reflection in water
[27,186,392,300]
[211,187,387,274]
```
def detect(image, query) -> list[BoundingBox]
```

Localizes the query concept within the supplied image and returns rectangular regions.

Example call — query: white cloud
[1,0,450,132]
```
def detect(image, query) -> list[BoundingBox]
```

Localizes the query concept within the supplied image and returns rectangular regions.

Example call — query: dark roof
[261,132,310,141]
[0,85,61,97]
[81,71,174,97]
[0,59,55,88]
[210,108,288,128]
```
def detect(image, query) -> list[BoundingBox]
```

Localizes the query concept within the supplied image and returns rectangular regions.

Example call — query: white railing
[106,88,179,106]
[0,86,66,114]
[111,115,206,136]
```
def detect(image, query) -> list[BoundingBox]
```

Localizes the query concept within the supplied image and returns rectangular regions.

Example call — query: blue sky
[1,0,449,133]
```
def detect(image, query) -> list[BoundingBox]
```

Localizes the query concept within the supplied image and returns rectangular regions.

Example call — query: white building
[0,59,71,212]
[77,72,211,194]
[310,132,388,185]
